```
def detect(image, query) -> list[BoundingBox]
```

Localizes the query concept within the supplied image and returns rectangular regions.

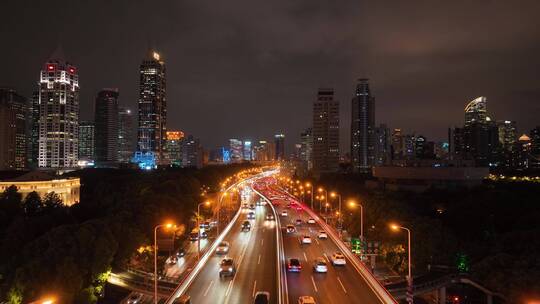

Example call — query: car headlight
[219,267,223,271]
[228,267,233,271]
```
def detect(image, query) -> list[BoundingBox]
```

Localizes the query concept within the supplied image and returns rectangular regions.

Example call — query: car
[200,231,208,239]
[219,258,236,277]
[265,213,275,220]
[331,252,347,266]
[247,211,255,219]
[189,232,199,241]
[127,292,143,304]
[249,204,255,209]
[301,235,312,244]
[241,221,251,232]
[167,256,178,265]
[286,203,291,209]
[286,225,296,233]
[199,221,210,229]
[253,291,270,304]
[216,241,230,254]
[287,258,302,272]
[295,219,302,226]
[281,210,288,217]
[317,231,328,239]
[176,248,186,257]
[307,218,316,224]
[313,258,328,273]
[172,295,191,304]
[242,203,249,209]
[298,296,316,304]
[295,205,303,211]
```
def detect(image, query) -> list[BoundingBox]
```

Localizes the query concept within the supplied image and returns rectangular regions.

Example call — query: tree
[42,192,63,210]
[22,191,41,216]
[0,185,23,216]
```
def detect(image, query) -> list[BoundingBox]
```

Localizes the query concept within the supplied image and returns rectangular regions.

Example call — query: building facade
[164,130,184,167]
[313,88,339,173]
[37,55,79,169]
[95,89,119,166]
[138,50,166,163]
[78,121,95,164]
[274,134,285,161]
[0,88,27,170]
[118,107,135,163]
[182,135,203,168]
[351,79,375,172]
[300,128,313,170]
[229,139,243,162]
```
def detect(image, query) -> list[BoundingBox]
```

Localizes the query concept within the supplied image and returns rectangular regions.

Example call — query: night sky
[2,0,539,152]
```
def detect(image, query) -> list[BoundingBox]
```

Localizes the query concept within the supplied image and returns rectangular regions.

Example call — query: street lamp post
[154,222,175,304]
[331,192,342,229]
[348,200,364,240]
[317,187,327,212]
[391,224,413,304]
[197,201,211,261]
[305,183,314,210]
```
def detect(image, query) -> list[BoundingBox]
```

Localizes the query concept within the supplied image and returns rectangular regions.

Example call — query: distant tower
[95,89,119,166]
[0,88,27,170]
[313,88,340,173]
[351,78,375,172]
[78,121,95,162]
[138,50,166,163]
[274,134,286,161]
[37,49,79,169]
[118,107,135,163]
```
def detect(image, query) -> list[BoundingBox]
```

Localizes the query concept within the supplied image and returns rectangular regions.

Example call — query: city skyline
[1,1,539,153]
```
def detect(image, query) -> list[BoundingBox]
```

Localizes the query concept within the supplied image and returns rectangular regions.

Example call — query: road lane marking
[261,239,264,246]
[337,276,348,294]
[315,238,320,245]
[311,275,318,292]
[303,251,308,262]
[203,280,214,297]
[252,280,257,297]
[323,253,330,263]
[225,280,234,297]
[258,254,261,265]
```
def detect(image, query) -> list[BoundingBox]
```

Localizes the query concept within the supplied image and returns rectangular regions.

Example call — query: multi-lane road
[180,190,278,304]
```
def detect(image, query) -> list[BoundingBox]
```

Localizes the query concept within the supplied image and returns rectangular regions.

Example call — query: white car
[127,293,143,304]
[307,218,316,224]
[281,210,288,217]
[313,258,328,273]
[216,241,230,254]
[317,231,328,239]
[301,235,312,244]
[298,296,316,304]
[331,252,347,266]
[286,225,296,233]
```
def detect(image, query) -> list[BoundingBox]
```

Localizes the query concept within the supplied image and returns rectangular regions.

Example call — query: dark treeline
[314,173,540,301]
[0,164,252,303]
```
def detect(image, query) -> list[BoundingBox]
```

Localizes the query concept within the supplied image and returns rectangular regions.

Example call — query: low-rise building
[0,171,80,205]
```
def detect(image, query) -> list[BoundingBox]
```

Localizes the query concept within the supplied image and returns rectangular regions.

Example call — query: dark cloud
[1,0,539,153]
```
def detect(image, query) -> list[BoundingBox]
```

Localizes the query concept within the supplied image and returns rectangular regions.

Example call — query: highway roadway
[181,189,279,304]
[256,177,388,304]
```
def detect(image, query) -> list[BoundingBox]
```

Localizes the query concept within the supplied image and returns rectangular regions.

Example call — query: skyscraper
[243,140,252,161]
[274,134,286,161]
[78,121,95,163]
[229,139,243,162]
[300,128,313,170]
[464,97,487,126]
[351,79,375,172]
[497,120,517,168]
[0,88,27,170]
[138,50,166,163]
[95,89,119,166]
[37,52,79,169]
[374,124,391,166]
[118,107,135,163]
[182,135,203,168]
[164,130,184,167]
[313,88,340,173]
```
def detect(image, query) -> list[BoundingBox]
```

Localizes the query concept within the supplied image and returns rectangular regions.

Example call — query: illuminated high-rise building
[138,50,166,163]
[300,128,313,170]
[313,88,339,173]
[95,89,119,166]
[243,140,252,161]
[274,134,286,161]
[182,135,203,168]
[78,121,95,162]
[118,107,135,163]
[0,88,27,170]
[229,139,243,162]
[351,78,375,172]
[37,52,79,169]
[164,130,184,167]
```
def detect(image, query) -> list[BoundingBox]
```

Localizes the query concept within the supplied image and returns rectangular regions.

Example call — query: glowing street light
[330,192,342,229]
[154,222,176,304]
[390,223,413,304]
[348,200,364,240]
[305,182,314,209]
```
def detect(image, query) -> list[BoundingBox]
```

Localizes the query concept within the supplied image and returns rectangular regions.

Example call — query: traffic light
[456,253,470,273]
